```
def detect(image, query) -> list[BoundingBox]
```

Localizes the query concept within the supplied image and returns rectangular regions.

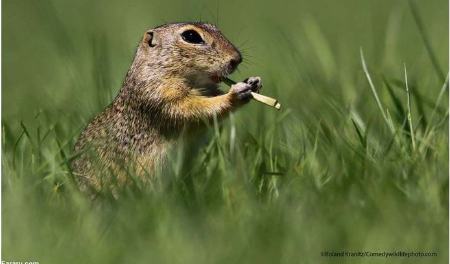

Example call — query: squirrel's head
[135,22,242,87]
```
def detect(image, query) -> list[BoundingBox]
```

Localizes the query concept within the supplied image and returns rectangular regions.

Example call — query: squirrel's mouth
[210,64,238,84]
[210,56,241,84]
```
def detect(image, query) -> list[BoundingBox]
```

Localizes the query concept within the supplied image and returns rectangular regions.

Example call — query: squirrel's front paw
[244,76,262,93]
[229,76,263,104]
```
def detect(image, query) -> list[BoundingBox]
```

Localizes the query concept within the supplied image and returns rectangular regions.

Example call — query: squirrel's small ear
[144,31,157,47]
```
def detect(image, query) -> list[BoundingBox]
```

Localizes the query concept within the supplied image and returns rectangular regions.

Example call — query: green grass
[2,0,449,263]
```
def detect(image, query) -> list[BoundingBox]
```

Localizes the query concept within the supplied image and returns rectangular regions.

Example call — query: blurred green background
[2,0,449,263]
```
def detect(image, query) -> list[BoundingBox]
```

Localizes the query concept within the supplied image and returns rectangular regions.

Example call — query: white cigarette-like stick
[250,92,281,110]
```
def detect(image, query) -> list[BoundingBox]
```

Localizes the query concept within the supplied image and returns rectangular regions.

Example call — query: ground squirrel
[72,22,262,195]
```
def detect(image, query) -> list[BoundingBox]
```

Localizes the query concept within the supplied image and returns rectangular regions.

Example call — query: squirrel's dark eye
[181,30,205,44]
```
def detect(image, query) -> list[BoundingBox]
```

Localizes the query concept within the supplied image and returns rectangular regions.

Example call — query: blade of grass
[360,48,394,134]
[55,135,76,184]
[429,74,449,125]
[351,118,366,148]
[20,121,35,150]
[404,64,416,151]
[410,85,428,130]
[12,128,25,170]
[383,76,406,123]
[422,74,449,147]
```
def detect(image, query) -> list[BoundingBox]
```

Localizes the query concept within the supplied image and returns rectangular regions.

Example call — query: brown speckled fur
[72,22,252,195]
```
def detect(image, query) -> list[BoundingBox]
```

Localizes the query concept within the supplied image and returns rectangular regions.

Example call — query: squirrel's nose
[229,52,242,71]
